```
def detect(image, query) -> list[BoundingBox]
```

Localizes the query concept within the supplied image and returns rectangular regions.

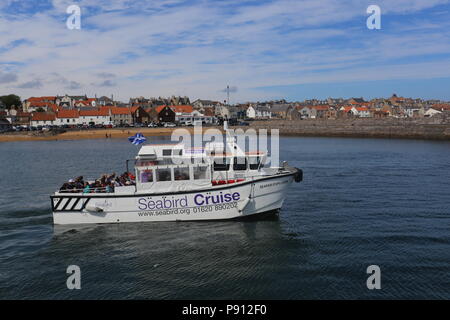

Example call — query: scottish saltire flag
[128,133,147,145]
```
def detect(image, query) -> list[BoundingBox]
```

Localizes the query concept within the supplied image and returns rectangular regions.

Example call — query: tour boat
[50,127,302,225]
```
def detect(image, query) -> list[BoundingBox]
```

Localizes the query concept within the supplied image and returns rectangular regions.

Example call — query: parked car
[147,122,157,128]
[164,122,176,128]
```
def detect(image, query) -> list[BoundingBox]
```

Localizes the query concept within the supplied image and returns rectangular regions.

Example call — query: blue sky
[1,0,450,102]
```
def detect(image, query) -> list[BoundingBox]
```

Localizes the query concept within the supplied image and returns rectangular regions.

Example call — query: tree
[0,94,21,109]
[36,107,45,112]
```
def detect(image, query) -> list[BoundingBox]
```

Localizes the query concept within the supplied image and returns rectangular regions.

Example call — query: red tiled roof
[431,104,450,111]
[16,112,32,117]
[203,108,215,116]
[79,109,109,117]
[356,107,369,111]
[57,110,79,118]
[29,101,51,107]
[311,105,331,111]
[110,107,131,115]
[342,106,354,112]
[171,105,193,113]
[27,96,56,102]
[155,105,167,113]
[48,104,59,112]
[32,113,56,121]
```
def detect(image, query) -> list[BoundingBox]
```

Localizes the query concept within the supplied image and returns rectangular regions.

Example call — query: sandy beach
[0,127,224,143]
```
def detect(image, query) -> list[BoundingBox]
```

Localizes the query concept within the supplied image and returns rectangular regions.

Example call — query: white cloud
[1,0,450,101]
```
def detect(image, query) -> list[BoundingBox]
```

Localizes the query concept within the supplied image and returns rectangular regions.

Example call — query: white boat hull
[51,173,296,225]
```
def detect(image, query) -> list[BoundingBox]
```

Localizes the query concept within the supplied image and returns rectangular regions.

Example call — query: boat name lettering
[138,196,188,210]
[259,179,289,189]
[194,192,240,206]
[138,192,240,210]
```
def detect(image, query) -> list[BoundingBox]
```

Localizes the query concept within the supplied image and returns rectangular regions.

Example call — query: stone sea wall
[246,117,450,140]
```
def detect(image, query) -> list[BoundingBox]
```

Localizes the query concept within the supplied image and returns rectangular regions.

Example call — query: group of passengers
[59,172,136,193]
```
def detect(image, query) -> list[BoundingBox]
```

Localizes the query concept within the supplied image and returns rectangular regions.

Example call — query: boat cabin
[134,143,266,193]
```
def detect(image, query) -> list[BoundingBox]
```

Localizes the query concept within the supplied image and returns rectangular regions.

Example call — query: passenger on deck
[60,171,134,193]
[106,183,114,193]
[83,182,91,194]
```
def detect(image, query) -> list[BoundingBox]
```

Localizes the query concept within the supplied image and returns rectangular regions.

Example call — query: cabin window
[163,149,172,156]
[213,158,230,171]
[249,157,261,170]
[193,165,208,180]
[233,157,247,171]
[136,160,157,167]
[156,168,172,181]
[139,169,153,183]
[174,167,190,181]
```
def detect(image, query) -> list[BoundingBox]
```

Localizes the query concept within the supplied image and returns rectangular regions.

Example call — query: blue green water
[0,136,449,299]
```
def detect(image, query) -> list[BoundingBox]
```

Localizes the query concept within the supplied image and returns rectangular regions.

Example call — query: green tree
[36,107,45,112]
[0,94,21,109]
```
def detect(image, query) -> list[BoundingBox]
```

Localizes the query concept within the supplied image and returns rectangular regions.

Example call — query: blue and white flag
[128,133,147,145]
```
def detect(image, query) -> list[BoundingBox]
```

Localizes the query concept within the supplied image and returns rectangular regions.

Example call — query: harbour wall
[246,118,450,140]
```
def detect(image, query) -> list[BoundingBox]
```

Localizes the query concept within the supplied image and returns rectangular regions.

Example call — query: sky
[1,0,450,103]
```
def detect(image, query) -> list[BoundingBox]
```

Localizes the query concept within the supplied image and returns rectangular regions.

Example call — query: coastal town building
[215,104,231,120]
[23,96,57,112]
[192,99,223,109]
[79,109,111,126]
[56,109,79,126]
[98,96,114,106]
[110,107,133,125]
[246,106,271,119]
[30,113,57,126]
[424,108,442,117]
[0,118,12,131]
[157,105,176,123]
[129,106,147,124]
[339,106,371,118]
[268,104,299,120]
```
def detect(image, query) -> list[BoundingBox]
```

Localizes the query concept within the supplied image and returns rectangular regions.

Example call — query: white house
[79,109,112,125]
[30,113,57,126]
[176,110,216,125]
[355,106,371,117]
[246,106,271,119]
[424,108,442,117]
[56,110,79,126]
